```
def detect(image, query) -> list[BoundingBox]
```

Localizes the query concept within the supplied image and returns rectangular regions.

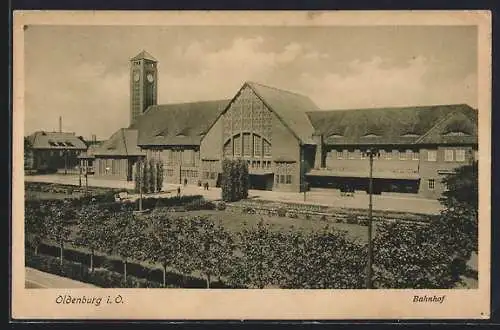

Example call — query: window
[210,172,217,180]
[399,151,407,160]
[385,150,392,160]
[455,149,466,162]
[428,179,435,190]
[337,150,343,160]
[360,151,366,160]
[203,171,210,179]
[427,150,437,162]
[444,149,454,162]
[243,133,251,157]
[392,150,399,160]
[234,135,241,156]
[343,150,349,159]
[279,174,285,184]
[285,175,292,184]
[348,150,356,159]
[263,140,271,158]
[412,150,419,160]
[253,135,261,157]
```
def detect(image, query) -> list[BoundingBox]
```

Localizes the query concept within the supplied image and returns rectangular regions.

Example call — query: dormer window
[443,131,469,137]
[327,133,343,138]
[176,133,186,137]
[362,133,380,138]
[48,140,57,146]
[402,133,420,138]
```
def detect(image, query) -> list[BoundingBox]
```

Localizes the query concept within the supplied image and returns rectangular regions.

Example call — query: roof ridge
[313,103,472,113]
[152,99,230,108]
[246,81,310,98]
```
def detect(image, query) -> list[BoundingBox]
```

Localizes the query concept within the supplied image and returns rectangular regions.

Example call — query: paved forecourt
[25,174,442,215]
[25,267,98,289]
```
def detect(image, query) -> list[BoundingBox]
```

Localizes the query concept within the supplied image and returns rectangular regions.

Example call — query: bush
[286,211,298,219]
[242,206,256,214]
[277,207,287,217]
[215,201,226,211]
[184,199,216,211]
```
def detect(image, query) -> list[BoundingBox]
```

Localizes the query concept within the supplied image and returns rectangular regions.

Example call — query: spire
[131,50,157,62]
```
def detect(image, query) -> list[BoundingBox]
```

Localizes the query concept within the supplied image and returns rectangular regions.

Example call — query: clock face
[147,73,154,83]
[133,72,140,82]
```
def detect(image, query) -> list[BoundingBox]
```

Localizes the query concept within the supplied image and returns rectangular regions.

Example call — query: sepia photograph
[12,11,491,320]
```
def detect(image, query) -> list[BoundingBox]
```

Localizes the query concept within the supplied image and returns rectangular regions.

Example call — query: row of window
[224,134,272,158]
[202,172,218,180]
[330,149,469,162]
[276,174,293,185]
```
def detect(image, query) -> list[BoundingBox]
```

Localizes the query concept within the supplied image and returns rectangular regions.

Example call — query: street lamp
[364,148,379,289]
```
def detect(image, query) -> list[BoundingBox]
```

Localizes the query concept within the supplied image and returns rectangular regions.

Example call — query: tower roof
[131,50,157,62]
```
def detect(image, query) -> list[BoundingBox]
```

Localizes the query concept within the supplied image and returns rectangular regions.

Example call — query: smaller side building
[90,128,145,181]
[25,131,88,174]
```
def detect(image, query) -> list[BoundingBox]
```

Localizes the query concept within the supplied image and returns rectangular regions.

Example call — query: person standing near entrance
[184,177,187,186]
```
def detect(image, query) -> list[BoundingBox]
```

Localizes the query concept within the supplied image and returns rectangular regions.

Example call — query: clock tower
[130,50,158,125]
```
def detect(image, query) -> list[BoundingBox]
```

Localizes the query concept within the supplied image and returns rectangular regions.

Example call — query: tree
[24,137,34,170]
[373,221,457,288]
[221,159,249,202]
[46,200,73,268]
[74,204,110,272]
[171,216,201,287]
[156,161,164,192]
[144,213,178,287]
[25,202,49,255]
[105,210,147,283]
[135,159,163,194]
[230,220,281,289]
[431,161,479,278]
[191,217,235,288]
[280,225,366,289]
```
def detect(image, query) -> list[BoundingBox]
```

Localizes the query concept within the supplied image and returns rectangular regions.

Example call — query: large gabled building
[91,51,478,199]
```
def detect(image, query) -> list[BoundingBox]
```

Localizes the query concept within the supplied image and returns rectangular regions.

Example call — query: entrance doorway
[249,174,273,190]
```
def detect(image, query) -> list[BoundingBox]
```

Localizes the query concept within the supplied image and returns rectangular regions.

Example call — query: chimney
[58,116,62,133]
[92,134,97,143]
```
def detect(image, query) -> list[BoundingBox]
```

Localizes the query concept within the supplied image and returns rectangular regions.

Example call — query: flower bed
[226,200,431,226]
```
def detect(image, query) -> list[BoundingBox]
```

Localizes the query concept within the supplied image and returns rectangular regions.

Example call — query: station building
[91,51,478,199]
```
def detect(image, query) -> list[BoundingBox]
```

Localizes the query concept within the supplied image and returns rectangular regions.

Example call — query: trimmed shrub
[277,207,287,217]
[221,159,249,202]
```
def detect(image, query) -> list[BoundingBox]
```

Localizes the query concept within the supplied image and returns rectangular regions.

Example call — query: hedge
[33,242,231,288]
[26,252,165,288]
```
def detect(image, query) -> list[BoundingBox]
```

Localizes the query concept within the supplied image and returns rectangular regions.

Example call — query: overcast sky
[24,25,477,140]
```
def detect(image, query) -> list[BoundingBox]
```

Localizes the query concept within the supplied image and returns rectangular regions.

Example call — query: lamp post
[78,163,82,187]
[138,160,143,212]
[365,148,378,289]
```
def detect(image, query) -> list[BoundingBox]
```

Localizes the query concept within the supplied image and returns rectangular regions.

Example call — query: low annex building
[26,130,88,174]
[91,50,478,199]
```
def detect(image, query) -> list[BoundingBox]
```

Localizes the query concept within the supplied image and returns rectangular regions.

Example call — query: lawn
[168,209,371,243]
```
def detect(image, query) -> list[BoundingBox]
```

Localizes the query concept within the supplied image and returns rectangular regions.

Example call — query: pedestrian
[184,177,187,186]
[177,186,181,197]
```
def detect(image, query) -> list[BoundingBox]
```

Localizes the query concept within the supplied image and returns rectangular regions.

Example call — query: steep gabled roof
[132,100,230,146]
[27,131,87,150]
[307,104,478,145]
[93,128,145,156]
[246,82,319,144]
[131,50,157,62]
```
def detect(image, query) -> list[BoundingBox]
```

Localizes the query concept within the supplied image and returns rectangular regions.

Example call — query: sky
[24,25,478,140]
